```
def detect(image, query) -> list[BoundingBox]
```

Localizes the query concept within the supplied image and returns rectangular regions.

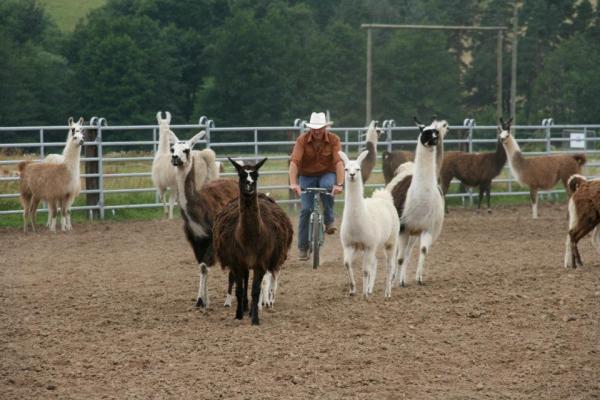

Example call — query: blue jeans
[298,173,336,251]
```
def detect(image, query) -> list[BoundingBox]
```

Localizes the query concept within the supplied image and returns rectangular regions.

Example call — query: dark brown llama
[360,120,381,182]
[170,131,238,308]
[439,117,510,213]
[213,158,293,325]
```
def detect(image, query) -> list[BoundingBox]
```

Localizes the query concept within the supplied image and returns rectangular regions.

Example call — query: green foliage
[2,0,600,130]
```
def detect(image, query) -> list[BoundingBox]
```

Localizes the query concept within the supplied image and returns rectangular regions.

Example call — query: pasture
[1,205,598,399]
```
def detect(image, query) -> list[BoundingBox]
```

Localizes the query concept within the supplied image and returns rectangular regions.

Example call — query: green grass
[40,0,106,31]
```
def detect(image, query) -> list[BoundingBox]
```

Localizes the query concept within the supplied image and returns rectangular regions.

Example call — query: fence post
[85,117,100,219]
[97,118,107,219]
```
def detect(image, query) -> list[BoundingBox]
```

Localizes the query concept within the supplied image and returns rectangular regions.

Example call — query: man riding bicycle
[289,112,344,261]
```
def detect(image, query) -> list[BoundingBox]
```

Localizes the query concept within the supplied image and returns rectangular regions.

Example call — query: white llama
[339,150,399,298]
[151,111,178,219]
[395,118,445,286]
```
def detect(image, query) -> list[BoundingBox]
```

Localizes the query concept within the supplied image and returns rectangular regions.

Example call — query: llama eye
[184,149,190,154]
[344,168,348,171]
[170,147,174,153]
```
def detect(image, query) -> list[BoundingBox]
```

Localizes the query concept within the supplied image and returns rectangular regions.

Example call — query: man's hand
[290,184,302,196]
[331,184,343,196]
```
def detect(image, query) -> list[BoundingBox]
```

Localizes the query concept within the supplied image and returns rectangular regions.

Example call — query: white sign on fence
[570,132,585,149]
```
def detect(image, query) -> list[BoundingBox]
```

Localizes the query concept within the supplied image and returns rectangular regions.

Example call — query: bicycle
[301,187,333,269]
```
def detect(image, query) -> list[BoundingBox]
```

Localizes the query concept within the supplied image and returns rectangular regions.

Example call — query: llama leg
[416,232,433,285]
[570,225,596,267]
[258,272,271,310]
[48,202,58,233]
[530,188,539,219]
[362,249,374,298]
[396,233,415,287]
[243,270,250,313]
[384,243,396,298]
[159,189,167,216]
[486,185,492,213]
[564,234,575,268]
[234,273,244,320]
[592,227,600,255]
[30,197,41,232]
[168,192,176,220]
[21,195,31,233]
[477,186,484,212]
[46,201,52,227]
[343,246,357,296]
[269,271,278,308]
[367,251,377,295]
[195,263,209,308]
[250,269,266,326]
[224,271,234,307]
[65,194,75,230]
[60,198,69,231]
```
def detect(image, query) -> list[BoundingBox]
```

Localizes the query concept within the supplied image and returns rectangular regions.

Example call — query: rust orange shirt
[290,130,342,176]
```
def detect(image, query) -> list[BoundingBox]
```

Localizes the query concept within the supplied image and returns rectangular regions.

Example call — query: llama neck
[62,141,81,175]
[176,160,195,211]
[502,135,525,182]
[435,134,444,178]
[413,143,437,186]
[343,178,368,220]
[494,138,507,169]
[237,194,262,240]
[158,126,171,153]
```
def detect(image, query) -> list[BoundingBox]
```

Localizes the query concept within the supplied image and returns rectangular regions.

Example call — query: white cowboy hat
[305,112,333,130]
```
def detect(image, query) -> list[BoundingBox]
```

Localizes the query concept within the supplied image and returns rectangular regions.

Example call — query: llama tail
[567,174,587,194]
[371,188,393,202]
[573,154,586,167]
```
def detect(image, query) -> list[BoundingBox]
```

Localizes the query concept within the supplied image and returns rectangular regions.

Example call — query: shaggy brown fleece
[361,141,377,183]
[566,178,600,267]
[382,150,414,184]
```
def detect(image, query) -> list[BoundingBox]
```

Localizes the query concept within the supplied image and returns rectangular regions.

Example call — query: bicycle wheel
[311,213,320,269]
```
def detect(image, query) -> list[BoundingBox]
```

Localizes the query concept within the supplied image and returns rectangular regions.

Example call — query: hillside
[40,0,105,31]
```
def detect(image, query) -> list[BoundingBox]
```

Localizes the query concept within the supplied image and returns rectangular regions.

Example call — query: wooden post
[85,126,99,219]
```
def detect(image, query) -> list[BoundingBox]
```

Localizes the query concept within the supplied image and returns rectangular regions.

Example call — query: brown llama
[19,118,85,232]
[500,127,586,219]
[381,119,448,184]
[440,117,510,213]
[564,175,600,268]
[213,158,293,325]
[170,130,238,308]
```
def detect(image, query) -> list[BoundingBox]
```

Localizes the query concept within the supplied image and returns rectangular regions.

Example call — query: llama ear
[168,130,179,144]
[156,111,163,122]
[413,116,424,131]
[188,130,206,147]
[165,111,171,124]
[68,117,74,126]
[506,117,513,126]
[254,157,268,170]
[357,150,369,164]
[338,151,349,165]
[78,117,84,125]
[228,157,245,173]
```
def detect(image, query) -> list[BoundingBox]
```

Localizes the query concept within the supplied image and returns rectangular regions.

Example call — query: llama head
[67,116,85,146]
[414,117,439,148]
[498,117,513,142]
[366,120,383,142]
[228,157,267,196]
[339,150,368,183]
[170,130,205,168]
[156,111,172,128]
[431,118,449,138]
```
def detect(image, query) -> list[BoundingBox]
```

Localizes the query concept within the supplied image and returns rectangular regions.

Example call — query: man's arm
[289,161,301,196]
[332,160,344,195]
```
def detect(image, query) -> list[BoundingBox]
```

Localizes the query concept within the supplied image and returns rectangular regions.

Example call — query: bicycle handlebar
[301,187,334,196]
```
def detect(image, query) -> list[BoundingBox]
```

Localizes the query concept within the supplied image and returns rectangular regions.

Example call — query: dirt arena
[1,204,598,399]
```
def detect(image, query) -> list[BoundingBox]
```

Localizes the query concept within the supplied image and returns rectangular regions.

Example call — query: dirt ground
[1,204,599,399]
